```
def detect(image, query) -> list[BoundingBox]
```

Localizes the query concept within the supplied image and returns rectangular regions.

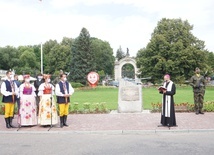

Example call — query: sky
[0,0,213,57]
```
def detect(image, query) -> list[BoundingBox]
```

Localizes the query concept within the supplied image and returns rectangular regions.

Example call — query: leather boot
[9,117,16,128]
[5,118,10,129]
[60,116,64,128]
[63,115,69,127]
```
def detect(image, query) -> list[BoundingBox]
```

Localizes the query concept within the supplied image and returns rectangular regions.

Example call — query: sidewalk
[0,111,214,134]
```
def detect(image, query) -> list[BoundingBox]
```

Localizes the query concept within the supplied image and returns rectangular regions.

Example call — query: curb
[1,129,214,135]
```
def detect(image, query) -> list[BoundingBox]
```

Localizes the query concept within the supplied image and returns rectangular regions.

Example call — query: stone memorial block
[118,79,142,113]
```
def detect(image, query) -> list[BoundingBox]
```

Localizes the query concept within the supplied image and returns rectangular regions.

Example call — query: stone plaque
[118,79,143,113]
[121,86,139,101]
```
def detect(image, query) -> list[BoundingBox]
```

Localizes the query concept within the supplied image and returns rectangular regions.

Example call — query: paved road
[1,132,214,155]
[1,112,214,155]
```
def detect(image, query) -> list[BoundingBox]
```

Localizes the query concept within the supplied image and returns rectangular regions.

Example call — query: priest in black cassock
[158,74,177,127]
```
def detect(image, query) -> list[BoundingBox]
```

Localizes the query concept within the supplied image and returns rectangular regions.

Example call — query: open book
[158,86,167,91]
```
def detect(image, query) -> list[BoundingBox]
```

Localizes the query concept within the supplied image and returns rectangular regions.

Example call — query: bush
[151,101,214,112]
[71,82,84,88]
[203,101,214,112]
[69,102,109,114]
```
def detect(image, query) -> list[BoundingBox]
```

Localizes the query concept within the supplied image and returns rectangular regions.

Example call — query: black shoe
[63,115,69,127]
[60,116,64,128]
[9,117,16,128]
[5,118,11,129]
[195,111,199,115]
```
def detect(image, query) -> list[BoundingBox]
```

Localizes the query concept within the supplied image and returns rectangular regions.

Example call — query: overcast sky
[0,0,213,56]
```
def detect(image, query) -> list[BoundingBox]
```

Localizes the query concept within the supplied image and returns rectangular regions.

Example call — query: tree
[0,46,19,71]
[116,46,125,61]
[136,18,209,84]
[42,40,58,73]
[48,43,72,75]
[18,46,38,75]
[91,38,115,76]
[71,27,96,84]
[61,37,73,47]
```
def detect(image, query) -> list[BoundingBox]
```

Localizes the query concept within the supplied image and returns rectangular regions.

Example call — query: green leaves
[136,18,211,83]
[71,27,95,84]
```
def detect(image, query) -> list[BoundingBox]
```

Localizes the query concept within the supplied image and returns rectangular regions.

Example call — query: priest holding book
[158,74,177,128]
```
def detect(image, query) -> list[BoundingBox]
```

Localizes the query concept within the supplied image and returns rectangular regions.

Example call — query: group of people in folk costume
[1,70,74,129]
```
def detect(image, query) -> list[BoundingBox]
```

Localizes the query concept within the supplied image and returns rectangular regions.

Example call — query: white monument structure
[114,56,139,81]
[114,51,143,113]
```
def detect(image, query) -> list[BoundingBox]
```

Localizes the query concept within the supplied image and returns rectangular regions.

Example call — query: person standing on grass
[55,73,74,128]
[158,74,177,127]
[189,67,206,115]
[1,70,18,128]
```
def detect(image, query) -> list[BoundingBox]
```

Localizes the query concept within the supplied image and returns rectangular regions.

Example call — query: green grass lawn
[1,86,214,110]
[71,86,214,110]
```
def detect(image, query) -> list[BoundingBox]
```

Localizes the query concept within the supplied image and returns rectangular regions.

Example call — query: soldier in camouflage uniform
[189,67,206,115]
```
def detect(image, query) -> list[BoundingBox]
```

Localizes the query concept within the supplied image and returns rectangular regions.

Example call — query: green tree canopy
[0,46,19,71]
[71,27,96,84]
[42,39,58,73]
[136,18,210,84]
[91,37,115,76]
[18,46,38,75]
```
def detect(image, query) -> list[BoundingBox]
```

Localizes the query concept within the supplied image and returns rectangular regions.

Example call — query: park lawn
[71,86,214,110]
[0,86,213,110]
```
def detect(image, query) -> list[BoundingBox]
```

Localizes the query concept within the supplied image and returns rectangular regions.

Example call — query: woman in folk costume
[55,73,74,128]
[158,74,177,127]
[18,74,37,126]
[38,74,58,126]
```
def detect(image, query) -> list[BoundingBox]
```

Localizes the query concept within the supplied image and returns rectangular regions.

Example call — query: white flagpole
[41,42,43,74]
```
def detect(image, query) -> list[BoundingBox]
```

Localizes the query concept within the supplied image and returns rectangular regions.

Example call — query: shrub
[203,101,214,112]
[71,82,84,88]
[151,102,195,112]
[69,102,109,114]
[83,102,91,113]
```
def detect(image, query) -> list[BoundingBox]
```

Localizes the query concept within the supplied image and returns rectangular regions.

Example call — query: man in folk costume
[1,70,18,128]
[189,67,206,115]
[158,74,177,127]
[55,73,74,128]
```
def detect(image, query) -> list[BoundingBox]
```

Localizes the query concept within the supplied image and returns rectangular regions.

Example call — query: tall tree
[18,46,38,75]
[42,39,58,73]
[136,18,209,83]
[48,43,72,75]
[0,46,19,71]
[71,27,96,84]
[116,46,125,61]
[91,38,115,76]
